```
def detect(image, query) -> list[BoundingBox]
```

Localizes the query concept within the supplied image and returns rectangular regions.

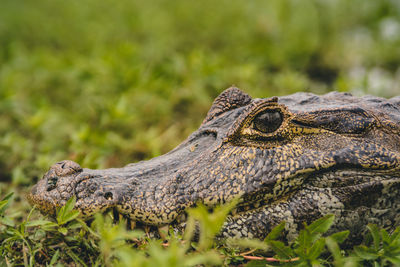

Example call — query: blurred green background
[0,0,399,206]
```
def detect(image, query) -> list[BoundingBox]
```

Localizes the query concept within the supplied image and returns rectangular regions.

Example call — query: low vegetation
[2,194,400,266]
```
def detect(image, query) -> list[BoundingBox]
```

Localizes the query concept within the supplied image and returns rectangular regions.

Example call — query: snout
[43,160,82,191]
[45,160,82,178]
[27,160,83,215]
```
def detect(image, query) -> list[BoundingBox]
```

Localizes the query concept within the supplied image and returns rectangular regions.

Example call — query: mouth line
[68,165,400,237]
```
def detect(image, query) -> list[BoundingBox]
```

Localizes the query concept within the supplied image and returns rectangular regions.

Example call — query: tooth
[128,219,136,230]
[231,208,237,216]
[144,225,150,234]
[158,225,169,240]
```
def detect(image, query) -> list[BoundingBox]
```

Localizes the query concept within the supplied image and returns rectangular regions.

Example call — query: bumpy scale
[28,87,400,243]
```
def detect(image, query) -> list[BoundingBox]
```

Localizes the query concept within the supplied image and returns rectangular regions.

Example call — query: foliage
[2,195,400,266]
[353,224,400,266]
[0,194,231,266]
[185,198,239,251]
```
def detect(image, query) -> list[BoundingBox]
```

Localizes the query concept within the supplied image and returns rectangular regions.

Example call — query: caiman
[28,87,400,242]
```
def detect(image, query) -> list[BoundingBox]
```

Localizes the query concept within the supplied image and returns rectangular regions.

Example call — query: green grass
[0,0,400,265]
[2,195,400,266]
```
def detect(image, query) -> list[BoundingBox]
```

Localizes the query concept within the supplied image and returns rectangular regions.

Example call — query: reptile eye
[253,110,283,133]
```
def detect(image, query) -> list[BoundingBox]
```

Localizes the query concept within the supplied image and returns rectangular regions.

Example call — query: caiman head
[28,87,400,240]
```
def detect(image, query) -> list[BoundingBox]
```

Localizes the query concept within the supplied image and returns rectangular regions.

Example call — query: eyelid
[292,109,375,134]
[240,106,290,139]
[225,98,291,144]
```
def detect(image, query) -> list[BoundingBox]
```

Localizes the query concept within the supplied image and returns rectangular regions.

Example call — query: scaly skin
[28,87,400,242]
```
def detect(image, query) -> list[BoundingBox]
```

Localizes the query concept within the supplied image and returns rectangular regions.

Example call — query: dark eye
[253,110,283,133]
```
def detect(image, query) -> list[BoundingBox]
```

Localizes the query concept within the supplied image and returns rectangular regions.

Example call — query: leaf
[0,216,15,227]
[380,228,390,244]
[329,230,349,244]
[228,238,269,251]
[184,251,222,266]
[66,249,88,267]
[307,238,326,260]
[389,227,400,244]
[76,218,98,237]
[367,224,381,251]
[56,196,80,225]
[386,245,400,256]
[297,228,312,251]
[386,256,400,266]
[325,236,342,261]
[25,220,57,228]
[0,192,13,214]
[307,214,334,235]
[183,215,196,243]
[66,221,83,230]
[61,210,80,225]
[58,227,68,235]
[49,250,60,266]
[267,240,294,260]
[187,198,239,251]
[265,221,286,241]
[353,245,379,260]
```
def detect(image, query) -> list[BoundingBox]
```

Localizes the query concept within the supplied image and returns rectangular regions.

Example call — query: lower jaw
[104,204,264,240]
[97,170,400,240]
[98,207,188,239]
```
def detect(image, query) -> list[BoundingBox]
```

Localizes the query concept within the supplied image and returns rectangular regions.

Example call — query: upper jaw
[27,161,86,215]
[28,160,186,223]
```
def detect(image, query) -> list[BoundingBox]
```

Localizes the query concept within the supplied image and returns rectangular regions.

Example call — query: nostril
[47,176,58,191]
[104,192,113,200]
[52,160,82,177]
